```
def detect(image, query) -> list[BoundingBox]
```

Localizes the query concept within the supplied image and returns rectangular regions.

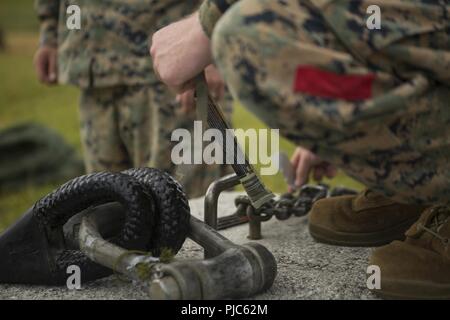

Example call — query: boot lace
[416,206,450,246]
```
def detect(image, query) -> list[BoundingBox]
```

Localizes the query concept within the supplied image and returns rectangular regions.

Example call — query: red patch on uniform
[293,65,375,101]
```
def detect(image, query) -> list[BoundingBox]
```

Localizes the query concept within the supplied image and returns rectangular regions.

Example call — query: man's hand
[176,64,225,114]
[204,64,225,101]
[290,146,337,191]
[34,45,58,85]
[150,12,212,93]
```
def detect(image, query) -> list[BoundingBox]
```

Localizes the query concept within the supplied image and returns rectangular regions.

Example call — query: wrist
[193,12,213,67]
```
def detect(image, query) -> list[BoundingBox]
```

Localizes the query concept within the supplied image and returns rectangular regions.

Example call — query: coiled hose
[0,168,190,285]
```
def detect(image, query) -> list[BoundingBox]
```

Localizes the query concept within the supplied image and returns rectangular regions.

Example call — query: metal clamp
[204,173,241,230]
[78,174,277,300]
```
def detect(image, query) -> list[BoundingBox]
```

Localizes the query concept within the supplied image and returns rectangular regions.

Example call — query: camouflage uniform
[35,0,232,198]
[200,0,450,205]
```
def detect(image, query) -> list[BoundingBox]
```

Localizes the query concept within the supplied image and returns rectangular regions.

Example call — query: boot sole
[373,278,450,300]
[308,217,418,247]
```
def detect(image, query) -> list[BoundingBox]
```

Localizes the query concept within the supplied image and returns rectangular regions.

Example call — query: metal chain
[234,184,357,222]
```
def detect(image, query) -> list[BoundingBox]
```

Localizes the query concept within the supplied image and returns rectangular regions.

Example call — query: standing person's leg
[211,0,450,299]
[115,85,153,169]
[79,87,131,173]
[147,81,181,175]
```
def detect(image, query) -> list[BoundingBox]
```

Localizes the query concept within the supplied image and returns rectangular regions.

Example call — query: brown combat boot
[369,206,450,299]
[308,189,425,247]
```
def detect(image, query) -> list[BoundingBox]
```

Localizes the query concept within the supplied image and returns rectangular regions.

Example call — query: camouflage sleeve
[34,0,59,47]
[198,0,239,37]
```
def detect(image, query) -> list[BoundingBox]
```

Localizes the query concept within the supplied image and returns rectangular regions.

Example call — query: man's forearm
[34,0,59,47]
[198,0,239,37]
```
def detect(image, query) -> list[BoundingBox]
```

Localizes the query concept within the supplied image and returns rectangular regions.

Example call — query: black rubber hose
[34,171,155,248]
[0,169,190,285]
[32,171,155,283]
[123,168,190,256]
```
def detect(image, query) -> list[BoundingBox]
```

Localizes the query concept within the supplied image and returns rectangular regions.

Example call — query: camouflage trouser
[79,84,232,198]
[212,0,450,205]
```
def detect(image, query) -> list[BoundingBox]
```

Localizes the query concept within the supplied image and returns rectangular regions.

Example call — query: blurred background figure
[0,1,360,232]
[33,0,232,198]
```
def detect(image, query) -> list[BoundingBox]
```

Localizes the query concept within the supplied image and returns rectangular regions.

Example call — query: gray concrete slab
[0,192,378,300]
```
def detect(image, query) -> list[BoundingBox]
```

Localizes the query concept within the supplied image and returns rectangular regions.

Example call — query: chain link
[234,184,358,222]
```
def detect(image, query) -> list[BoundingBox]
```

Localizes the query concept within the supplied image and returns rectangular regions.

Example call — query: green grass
[0,2,362,232]
[0,0,39,33]
[0,2,81,229]
[0,34,81,147]
[0,32,80,231]
[233,103,363,193]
